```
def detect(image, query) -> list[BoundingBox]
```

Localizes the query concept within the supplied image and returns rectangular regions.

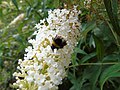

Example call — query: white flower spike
[13,6,81,90]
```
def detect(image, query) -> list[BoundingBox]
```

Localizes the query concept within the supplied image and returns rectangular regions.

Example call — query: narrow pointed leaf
[100,63,120,90]
[12,0,19,10]
[93,35,104,61]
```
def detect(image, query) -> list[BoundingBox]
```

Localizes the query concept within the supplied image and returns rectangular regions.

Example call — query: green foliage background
[0,0,120,90]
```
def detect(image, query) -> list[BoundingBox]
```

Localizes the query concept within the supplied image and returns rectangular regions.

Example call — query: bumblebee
[51,35,67,50]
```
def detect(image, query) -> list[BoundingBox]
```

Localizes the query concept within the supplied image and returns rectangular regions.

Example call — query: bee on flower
[13,6,81,90]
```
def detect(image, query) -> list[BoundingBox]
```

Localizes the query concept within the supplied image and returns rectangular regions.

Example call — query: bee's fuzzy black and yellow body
[51,35,67,50]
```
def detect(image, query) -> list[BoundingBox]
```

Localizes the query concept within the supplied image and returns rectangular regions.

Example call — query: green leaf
[81,21,96,40]
[68,68,93,90]
[42,0,46,11]
[91,66,101,90]
[71,53,78,66]
[26,6,32,17]
[117,86,120,90]
[68,72,82,90]
[81,66,100,90]
[103,0,120,36]
[100,63,120,90]
[89,35,95,47]
[12,0,19,10]
[0,8,2,18]
[93,35,104,61]
[74,47,87,55]
[98,21,116,42]
[81,52,96,63]
[103,54,120,62]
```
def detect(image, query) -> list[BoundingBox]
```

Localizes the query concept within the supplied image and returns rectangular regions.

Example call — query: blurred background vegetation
[0,0,120,90]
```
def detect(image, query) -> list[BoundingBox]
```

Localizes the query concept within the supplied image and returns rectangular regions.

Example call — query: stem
[106,21,120,46]
[69,62,119,68]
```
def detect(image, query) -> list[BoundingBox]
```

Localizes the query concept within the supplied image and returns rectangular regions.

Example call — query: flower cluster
[13,6,81,90]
